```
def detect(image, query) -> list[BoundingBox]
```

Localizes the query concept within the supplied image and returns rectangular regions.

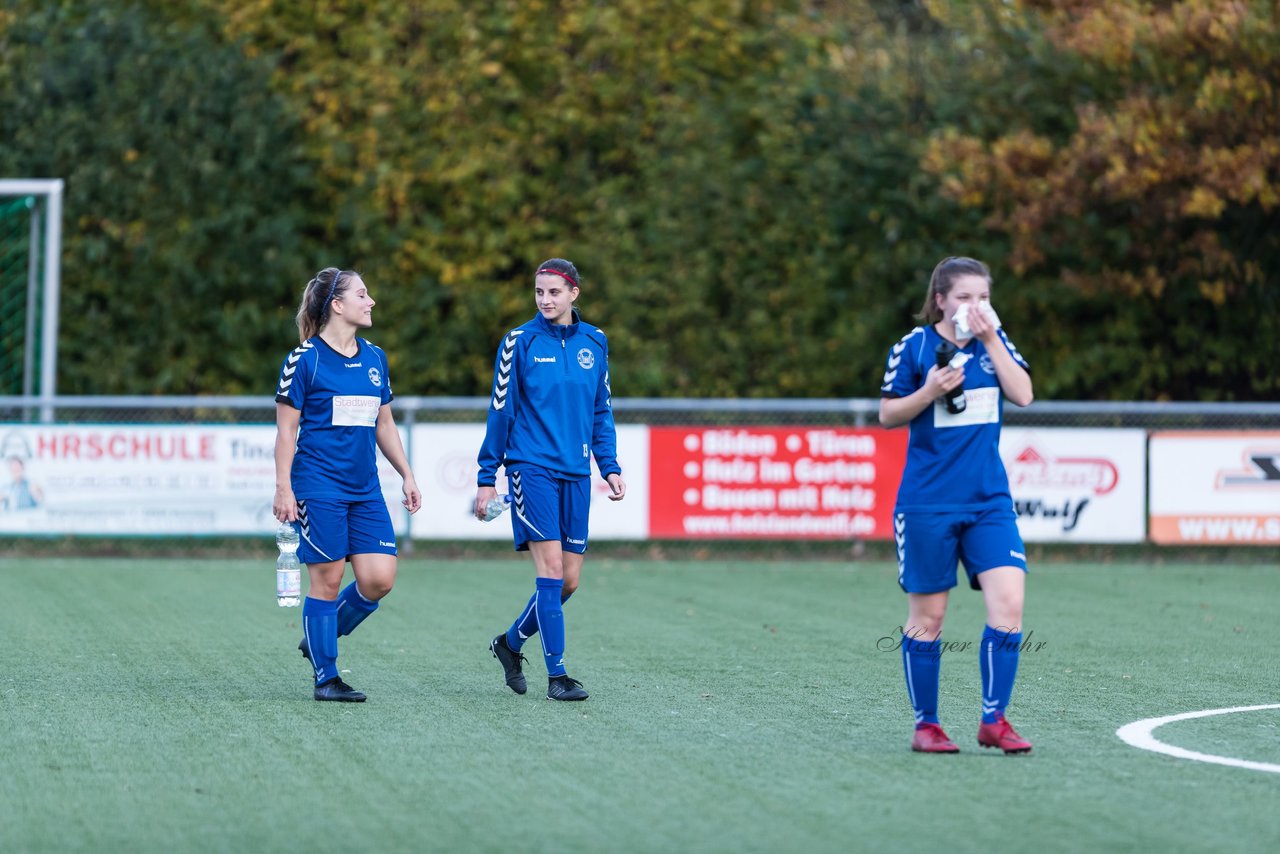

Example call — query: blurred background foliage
[0,0,1274,400]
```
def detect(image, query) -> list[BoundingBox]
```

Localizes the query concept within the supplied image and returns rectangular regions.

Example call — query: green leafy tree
[0,2,315,394]
[7,1,1266,401]
[922,0,1280,400]
[196,0,999,398]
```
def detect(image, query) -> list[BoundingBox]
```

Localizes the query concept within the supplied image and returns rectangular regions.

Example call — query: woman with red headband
[475,257,626,701]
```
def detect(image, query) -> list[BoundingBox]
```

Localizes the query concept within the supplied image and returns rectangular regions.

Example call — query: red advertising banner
[649,426,908,540]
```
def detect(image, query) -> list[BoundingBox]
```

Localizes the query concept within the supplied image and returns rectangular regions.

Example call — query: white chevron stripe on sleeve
[998,330,1029,368]
[881,327,923,392]
[491,330,522,410]
[276,342,313,396]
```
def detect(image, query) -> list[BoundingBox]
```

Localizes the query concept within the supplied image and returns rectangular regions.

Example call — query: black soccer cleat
[546,675,589,702]
[314,677,366,703]
[298,637,312,663]
[490,634,528,695]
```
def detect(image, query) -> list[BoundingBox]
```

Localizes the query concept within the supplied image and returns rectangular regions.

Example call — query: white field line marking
[1116,704,1280,774]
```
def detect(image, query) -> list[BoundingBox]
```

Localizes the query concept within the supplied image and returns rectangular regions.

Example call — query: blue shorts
[296,497,397,565]
[894,506,1026,594]
[507,466,591,554]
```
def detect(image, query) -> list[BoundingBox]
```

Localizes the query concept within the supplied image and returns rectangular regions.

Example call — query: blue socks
[506,594,538,652]
[302,597,339,684]
[506,588,574,652]
[533,577,566,677]
[299,583,381,667]
[901,632,942,726]
[980,625,1021,724]
[902,626,1024,726]
[335,581,379,637]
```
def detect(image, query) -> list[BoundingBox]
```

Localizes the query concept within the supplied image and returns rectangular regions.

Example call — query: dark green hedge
[0,1,1273,400]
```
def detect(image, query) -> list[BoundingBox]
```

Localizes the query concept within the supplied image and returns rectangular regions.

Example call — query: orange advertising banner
[1148,431,1280,545]
[1150,514,1280,545]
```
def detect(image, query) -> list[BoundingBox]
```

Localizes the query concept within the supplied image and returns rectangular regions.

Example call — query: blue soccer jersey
[275,336,393,500]
[880,325,1029,512]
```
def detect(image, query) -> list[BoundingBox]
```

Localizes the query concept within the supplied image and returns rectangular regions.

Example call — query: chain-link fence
[1,395,1278,558]
[0,196,40,396]
[5,395,1280,427]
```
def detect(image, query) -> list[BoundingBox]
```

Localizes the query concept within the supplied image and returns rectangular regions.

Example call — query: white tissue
[952,301,1001,340]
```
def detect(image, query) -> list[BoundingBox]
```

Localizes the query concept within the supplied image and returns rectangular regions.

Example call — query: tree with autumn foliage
[0,1,1275,401]
[922,0,1280,400]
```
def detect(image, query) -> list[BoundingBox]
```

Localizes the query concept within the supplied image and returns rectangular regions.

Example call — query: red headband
[536,267,578,288]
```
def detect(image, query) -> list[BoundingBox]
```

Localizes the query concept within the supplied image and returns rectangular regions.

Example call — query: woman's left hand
[402,477,422,514]
[606,473,627,501]
[967,301,998,344]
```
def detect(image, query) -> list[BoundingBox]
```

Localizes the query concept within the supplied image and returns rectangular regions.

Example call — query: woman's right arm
[475,331,518,517]
[879,364,963,429]
[273,402,301,521]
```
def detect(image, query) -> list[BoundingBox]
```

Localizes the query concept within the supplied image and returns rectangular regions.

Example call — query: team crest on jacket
[368,367,383,387]
[577,348,595,370]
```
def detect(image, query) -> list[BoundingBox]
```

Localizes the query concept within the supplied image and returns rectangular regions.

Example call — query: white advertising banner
[0,424,409,535]
[408,423,649,541]
[1149,431,1280,545]
[1000,428,1146,543]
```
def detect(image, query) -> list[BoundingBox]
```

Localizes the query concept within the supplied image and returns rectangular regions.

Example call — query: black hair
[535,257,580,289]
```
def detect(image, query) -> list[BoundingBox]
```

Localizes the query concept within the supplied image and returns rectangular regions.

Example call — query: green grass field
[2,555,1279,853]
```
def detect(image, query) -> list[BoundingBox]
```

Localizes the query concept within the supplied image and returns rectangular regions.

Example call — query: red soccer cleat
[911,723,960,753]
[977,716,1032,754]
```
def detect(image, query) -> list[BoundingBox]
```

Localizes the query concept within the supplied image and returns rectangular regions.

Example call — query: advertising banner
[1001,428,1147,542]
[0,424,409,535]
[648,427,908,540]
[8,420,1267,546]
[1149,431,1280,545]
[408,424,649,540]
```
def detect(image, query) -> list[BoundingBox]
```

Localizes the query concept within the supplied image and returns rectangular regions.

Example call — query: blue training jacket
[476,310,622,485]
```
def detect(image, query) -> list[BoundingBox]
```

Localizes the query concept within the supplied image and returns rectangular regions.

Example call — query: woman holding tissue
[878,256,1035,754]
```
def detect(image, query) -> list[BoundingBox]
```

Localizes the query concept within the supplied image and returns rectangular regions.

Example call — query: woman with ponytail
[878,256,1035,754]
[273,266,421,702]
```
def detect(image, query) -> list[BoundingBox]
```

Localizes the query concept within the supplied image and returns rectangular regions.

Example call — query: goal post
[0,179,63,421]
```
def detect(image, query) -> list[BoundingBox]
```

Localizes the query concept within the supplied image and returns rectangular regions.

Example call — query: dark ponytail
[295,267,347,342]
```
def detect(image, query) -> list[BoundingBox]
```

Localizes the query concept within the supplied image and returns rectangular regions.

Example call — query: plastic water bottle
[935,340,967,414]
[275,520,301,607]
[481,493,512,522]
